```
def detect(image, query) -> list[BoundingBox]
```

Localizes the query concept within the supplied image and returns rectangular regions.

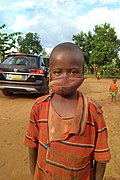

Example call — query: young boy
[24,42,111,180]
[109,78,118,102]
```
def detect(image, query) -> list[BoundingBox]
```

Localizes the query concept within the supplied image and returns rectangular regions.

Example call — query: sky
[0,0,120,53]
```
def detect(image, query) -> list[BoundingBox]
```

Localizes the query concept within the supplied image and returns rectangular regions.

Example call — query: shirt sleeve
[89,102,111,163]
[24,103,39,148]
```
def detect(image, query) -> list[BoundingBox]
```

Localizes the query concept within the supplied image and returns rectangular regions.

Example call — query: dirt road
[0,78,120,180]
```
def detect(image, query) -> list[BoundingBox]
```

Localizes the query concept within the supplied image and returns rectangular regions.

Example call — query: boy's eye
[53,71,62,76]
[69,70,78,75]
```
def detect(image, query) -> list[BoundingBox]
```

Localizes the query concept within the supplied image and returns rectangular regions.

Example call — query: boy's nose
[62,72,68,78]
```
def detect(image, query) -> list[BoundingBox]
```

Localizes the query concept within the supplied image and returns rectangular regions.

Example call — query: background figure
[96,72,101,82]
[109,78,118,102]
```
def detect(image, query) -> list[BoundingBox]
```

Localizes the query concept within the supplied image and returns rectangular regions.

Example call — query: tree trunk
[93,64,97,77]
[93,64,101,77]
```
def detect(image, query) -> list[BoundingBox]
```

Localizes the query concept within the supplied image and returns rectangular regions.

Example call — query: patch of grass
[84,73,120,79]
[102,74,120,79]
[84,73,94,77]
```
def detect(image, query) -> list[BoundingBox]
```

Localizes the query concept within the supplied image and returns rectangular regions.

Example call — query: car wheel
[2,90,13,96]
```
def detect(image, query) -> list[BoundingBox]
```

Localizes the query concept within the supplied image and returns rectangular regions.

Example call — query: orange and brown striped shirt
[24,92,111,180]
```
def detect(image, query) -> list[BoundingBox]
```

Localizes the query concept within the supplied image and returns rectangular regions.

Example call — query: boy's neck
[51,91,78,118]
[53,91,78,100]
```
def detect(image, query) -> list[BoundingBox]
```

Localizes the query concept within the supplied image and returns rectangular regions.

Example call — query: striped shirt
[24,92,111,180]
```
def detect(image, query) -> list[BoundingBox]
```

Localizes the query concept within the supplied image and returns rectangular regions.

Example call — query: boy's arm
[89,101,111,180]
[116,87,118,93]
[109,86,111,92]
[29,147,38,179]
[94,161,106,180]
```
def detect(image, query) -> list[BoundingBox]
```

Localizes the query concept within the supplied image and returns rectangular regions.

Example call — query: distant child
[109,78,118,102]
[24,42,111,180]
[96,72,101,82]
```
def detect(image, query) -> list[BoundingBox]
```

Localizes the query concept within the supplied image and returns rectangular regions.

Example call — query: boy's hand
[29,147,38,179]
[94,161,106,180]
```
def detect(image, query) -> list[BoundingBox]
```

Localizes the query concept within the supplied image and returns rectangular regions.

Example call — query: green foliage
[73,31,86,51]
[90,23,119,66]
[102,60,120,76]
[17,32,43,54]
[73,31,93,65]
[73,23,120,75]
[0,24,21,58]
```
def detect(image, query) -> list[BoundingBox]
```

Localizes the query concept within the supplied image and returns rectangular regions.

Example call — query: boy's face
[113,79,117,84]
[50,50,84,80]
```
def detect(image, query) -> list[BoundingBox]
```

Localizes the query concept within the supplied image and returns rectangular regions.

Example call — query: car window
[2,55,39,68]
[2,57,16,64]
[16,57,28,65]
[26,57,38,67]
[42,57,49,68]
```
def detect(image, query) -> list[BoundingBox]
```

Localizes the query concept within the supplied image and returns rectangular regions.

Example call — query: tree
[17,32,43,54]
[73,31,86,51]
[102,60,119,76]
[0,24,21,59]
[73,31,93,72]
[73,23,120,76]
[90,23,120,75]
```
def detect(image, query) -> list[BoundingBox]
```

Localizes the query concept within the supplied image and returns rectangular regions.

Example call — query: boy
[24,42,111,180]
[109,78,118,102]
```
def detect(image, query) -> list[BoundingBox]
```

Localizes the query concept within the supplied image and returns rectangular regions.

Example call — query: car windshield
[2,56,39,68]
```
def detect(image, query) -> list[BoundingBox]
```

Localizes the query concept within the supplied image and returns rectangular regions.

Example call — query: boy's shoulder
[86,96,103,114]
[34,93,52,105]
[79,92,103,114]
[31,94,52,111]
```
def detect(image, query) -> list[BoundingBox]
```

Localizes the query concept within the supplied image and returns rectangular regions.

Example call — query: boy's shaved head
[50,42,84,67]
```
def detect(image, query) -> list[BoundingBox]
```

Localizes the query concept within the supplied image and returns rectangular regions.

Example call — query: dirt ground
[0,77,120,180]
